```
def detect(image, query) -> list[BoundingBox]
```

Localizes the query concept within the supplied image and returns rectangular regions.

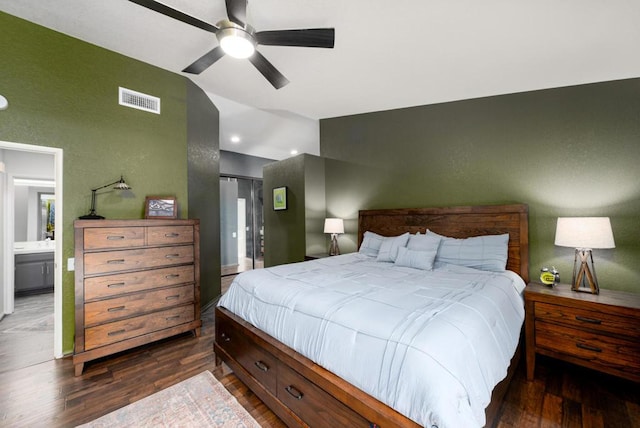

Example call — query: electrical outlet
[68,257,75,271]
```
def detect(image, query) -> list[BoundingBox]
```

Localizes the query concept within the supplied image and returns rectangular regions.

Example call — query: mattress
[218,253,525,428]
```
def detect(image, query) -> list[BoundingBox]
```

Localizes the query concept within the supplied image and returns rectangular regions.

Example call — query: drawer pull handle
[285,386,304,400]
[108,329,126,336]
[220,333,231,342]
[107,259,125,264]
[165,233,180,238]
[165,295,180,301]
[166,315,181,321]
[254,361,269,372]
[106,236,125,240]
[165,254,181,259]
[165,274,180,279]
[575,316,602,325]
[107,306,126,312]
[576,343,602,353]
[107,282,126,288]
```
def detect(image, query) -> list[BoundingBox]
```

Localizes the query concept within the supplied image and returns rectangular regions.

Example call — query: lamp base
[329,234,340,256]
[79,213,105,220]
[571,249,599,294]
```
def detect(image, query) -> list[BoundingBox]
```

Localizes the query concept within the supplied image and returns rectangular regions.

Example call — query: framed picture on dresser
[144,196,177,219]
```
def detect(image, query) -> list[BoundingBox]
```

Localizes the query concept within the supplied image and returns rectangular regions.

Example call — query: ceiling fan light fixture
[218,25,256,59]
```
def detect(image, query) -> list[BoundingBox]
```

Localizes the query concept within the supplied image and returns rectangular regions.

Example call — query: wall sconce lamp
[324,218,344,256]
[79,175,132,220]
[0,95,8,110]
[554,217,615,294]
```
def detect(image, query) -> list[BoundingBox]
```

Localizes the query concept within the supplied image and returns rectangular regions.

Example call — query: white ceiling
[2,1,640,160]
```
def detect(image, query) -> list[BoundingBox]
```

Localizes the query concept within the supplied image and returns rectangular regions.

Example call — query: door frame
[1,140,63,358]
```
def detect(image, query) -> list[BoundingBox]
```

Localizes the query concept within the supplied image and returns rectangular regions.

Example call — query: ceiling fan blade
[256,28,335,48]
[225,0,247,26]
[248,51,289,89]
[182,46,225,74]
[128,0,218,33]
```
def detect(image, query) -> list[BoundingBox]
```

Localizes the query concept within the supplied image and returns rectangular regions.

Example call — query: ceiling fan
[128,0,335,89]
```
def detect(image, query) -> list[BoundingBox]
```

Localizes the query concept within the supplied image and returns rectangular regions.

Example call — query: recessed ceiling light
[231,135,240,143]
[290,150,298,155]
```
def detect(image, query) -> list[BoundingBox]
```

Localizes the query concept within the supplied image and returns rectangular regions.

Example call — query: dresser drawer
[84,227,145,250]
[84,265,195,300]
[85,304,195,350]
[535,321,640,376]
[147,226,194,246]
[277,363,370,427]
[84,245,194,275]
[535,302,640,339]
[84,284,194,326]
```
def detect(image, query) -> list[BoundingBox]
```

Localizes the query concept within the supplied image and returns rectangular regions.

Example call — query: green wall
[1,12,219,353]
[320,79,640,292]
[264,156,306,266]
[186,81,221,304]
[263,154,331,265]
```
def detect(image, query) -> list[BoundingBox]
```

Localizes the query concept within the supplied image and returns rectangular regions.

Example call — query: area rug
[78,371,260,428]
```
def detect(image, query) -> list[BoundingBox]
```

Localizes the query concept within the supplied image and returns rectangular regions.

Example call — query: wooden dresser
[73,219,201,376]
[525,282,640,382]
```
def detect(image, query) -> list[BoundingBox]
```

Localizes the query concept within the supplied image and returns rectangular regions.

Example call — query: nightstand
[524,282,640,382]
[304,253,330,261]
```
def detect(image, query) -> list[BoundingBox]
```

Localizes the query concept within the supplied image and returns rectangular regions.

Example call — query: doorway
[0,141,63,363]
[220,176,263,292]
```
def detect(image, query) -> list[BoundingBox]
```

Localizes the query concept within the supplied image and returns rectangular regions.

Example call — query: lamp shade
[324,218,344,234]
[554,217,615,249]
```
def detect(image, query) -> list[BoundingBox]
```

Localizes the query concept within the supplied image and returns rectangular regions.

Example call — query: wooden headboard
[358,204,529,282]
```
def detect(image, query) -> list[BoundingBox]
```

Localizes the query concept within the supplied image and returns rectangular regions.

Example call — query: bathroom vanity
[14,241,55,296]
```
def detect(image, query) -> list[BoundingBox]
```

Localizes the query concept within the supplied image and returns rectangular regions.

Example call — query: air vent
[118,87,161,114]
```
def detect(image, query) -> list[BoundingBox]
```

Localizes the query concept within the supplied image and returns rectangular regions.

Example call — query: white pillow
[407,233,442,252]
[427,230,509,272]
[394,246,438,271]
[359,231,385,256]
[376,233,410,262]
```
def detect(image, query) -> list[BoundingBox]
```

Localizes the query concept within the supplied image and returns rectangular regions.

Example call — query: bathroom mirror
[14,179,55,241]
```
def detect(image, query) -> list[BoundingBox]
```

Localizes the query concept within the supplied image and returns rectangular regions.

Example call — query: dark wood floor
[1,294,638,427]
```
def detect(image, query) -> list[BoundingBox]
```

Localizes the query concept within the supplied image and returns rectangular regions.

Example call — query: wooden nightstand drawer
[525,282,640,382]
[535,321,640,376]
[535,301,639,339]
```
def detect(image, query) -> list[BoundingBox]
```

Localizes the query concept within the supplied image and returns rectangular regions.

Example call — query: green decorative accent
[540,271,556,285]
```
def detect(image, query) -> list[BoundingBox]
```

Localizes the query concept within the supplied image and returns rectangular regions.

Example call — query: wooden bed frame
[215,204,529,427]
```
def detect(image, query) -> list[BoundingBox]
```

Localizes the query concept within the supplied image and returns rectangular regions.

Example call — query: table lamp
[324,218,344,256]
[554,217,615,294]
[79,175,132,220]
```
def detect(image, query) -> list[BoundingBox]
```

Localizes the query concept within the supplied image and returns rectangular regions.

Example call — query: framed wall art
[273,186,287,211]
[144,196,177,219]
